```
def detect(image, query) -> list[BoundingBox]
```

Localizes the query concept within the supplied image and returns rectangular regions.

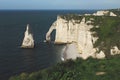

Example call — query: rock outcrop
[21,24,34,48]
[93,10,117,16]
[111,46,120,55]
[85,10,117,16]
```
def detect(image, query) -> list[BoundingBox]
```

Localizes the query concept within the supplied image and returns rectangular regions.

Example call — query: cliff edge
[46,10,120,60]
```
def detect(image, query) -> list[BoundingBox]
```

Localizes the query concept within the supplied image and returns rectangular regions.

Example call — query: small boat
[21,24,34,48]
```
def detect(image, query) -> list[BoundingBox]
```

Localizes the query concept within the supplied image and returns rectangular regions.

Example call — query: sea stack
[21,24,34,48]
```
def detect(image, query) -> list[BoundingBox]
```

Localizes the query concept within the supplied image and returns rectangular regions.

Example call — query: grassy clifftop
[9,55,120,80]
[88,16,120,56]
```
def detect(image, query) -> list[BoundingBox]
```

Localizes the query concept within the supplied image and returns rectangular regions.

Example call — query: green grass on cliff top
[9,55,120,80]
[89,16,120,56]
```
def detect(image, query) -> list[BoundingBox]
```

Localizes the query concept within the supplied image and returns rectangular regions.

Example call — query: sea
[0,10,97,80]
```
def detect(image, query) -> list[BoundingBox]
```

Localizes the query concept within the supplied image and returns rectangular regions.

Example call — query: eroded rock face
[46,16,78,44]
[110,12,117,16]
[93,10,117,16]
[46,16,100,59]
[77,18,96,54]
[21,24,34,48]
[96,51,106,59]
[111,46,120,55]
[46,15,119,60]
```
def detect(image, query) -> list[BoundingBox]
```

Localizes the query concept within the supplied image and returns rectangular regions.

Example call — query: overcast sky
[0,0,120,10]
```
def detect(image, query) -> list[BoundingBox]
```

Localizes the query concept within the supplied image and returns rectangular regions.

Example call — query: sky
[0,0,120,10]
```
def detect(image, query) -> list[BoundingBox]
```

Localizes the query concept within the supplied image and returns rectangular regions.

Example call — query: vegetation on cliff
[60,13,120,56]
[9,55,120,80]
[59,14,83,21]
[89,16,120,56]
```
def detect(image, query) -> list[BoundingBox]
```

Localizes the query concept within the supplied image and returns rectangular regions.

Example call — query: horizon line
[0,8,119,11]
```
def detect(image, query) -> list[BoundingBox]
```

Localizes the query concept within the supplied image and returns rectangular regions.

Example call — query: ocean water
[0,10,96,80]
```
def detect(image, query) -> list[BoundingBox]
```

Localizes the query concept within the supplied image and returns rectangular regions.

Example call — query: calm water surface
[0,10,96,80]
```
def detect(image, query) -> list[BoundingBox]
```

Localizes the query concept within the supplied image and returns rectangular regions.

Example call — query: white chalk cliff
[46,12,119,60]
[93,10,117,16]
[21,24,34,48]
[85,10,117,16]
[111,46,120,55]
[46,16,99,59]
